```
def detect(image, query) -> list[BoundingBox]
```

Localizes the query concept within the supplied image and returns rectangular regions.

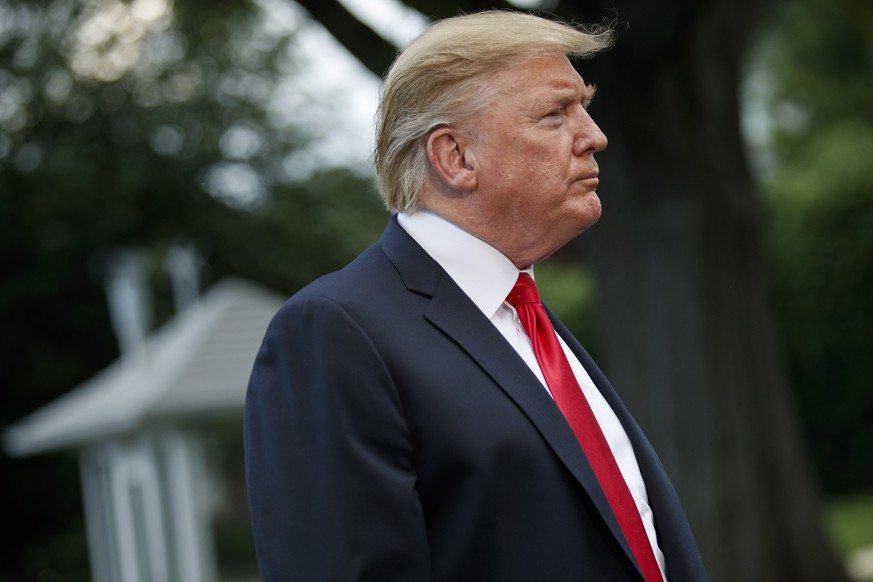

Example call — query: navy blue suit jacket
[244,216,708,581]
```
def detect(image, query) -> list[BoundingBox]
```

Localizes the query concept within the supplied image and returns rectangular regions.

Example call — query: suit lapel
[550,310,666,495]
[379,218,638,571]
[551,310,677,574]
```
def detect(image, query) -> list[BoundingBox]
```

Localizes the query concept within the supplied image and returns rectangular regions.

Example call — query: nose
[572,109,608,156]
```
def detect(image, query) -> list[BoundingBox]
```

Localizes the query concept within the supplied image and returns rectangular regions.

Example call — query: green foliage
[536,261,599,356]
[755,0,873,493]
[763,0,873,142]
[826,490,873,557]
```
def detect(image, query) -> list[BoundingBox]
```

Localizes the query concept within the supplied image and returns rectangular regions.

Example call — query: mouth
[575,174,599,186]
[574,166,599,180]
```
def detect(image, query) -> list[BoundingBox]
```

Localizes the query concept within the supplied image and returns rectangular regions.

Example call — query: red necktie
[506,273,664,582]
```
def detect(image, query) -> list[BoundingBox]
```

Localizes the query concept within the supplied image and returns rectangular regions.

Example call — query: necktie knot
[506,273,541,306]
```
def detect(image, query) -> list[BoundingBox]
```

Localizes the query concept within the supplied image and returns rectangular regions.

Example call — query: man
[245,10,708,582]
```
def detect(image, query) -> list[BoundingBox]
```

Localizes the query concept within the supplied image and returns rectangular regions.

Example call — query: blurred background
[1,0,871,580]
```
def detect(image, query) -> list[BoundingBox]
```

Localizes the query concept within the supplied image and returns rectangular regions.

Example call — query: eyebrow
[582,84,597,107]
[546,83,597,109]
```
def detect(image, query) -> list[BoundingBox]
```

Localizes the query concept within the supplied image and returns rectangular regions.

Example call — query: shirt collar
[397,211,532,319]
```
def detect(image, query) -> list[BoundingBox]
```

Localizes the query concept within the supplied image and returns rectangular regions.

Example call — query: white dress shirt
[397,210,667,579]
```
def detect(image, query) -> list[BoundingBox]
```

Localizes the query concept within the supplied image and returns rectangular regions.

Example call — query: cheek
[487,140,572,210]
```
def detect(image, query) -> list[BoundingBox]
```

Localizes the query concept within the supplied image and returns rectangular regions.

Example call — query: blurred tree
[0,0,384,578]
[753,0,873,494]
[293,0,850,580]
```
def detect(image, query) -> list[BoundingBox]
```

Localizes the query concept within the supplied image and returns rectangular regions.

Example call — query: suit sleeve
[244,294,433,581]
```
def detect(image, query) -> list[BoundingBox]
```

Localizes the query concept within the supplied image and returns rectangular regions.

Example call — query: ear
[426,126,478,193]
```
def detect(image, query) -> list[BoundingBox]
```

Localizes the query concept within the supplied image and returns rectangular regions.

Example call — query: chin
[572,201,602,233]
[586,193,603,221]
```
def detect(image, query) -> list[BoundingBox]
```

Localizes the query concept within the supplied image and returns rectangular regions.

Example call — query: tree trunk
[581,1,849,580]
[297,1,850,579]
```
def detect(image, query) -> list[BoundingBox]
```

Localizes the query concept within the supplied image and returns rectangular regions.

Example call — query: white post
[163,242,202,314]
[128,436,170,582]
[159,431,218,582]
[103,250,153,358]
[80,444,122,582]
[107,441,142,582]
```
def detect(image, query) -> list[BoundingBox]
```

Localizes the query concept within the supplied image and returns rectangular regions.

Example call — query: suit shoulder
[297,242,396,301]
[267,242,402,329]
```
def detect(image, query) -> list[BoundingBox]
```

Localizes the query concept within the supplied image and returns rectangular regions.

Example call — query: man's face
[465,51,608,266]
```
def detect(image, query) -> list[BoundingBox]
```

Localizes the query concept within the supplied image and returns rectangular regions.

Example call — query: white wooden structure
[4,278,283,582]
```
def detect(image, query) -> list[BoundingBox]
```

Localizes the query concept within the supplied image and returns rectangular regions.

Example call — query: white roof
[4,278,285,457]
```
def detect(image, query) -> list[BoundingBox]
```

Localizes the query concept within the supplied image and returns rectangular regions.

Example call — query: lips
[574,167,599,182]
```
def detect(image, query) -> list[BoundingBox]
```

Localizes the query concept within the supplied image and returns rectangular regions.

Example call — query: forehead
[488,51,588,105]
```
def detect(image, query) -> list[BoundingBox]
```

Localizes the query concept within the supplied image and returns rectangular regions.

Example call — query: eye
[544,104,567,120]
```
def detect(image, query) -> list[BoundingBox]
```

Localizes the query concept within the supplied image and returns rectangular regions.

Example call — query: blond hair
[374,10,614,213]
